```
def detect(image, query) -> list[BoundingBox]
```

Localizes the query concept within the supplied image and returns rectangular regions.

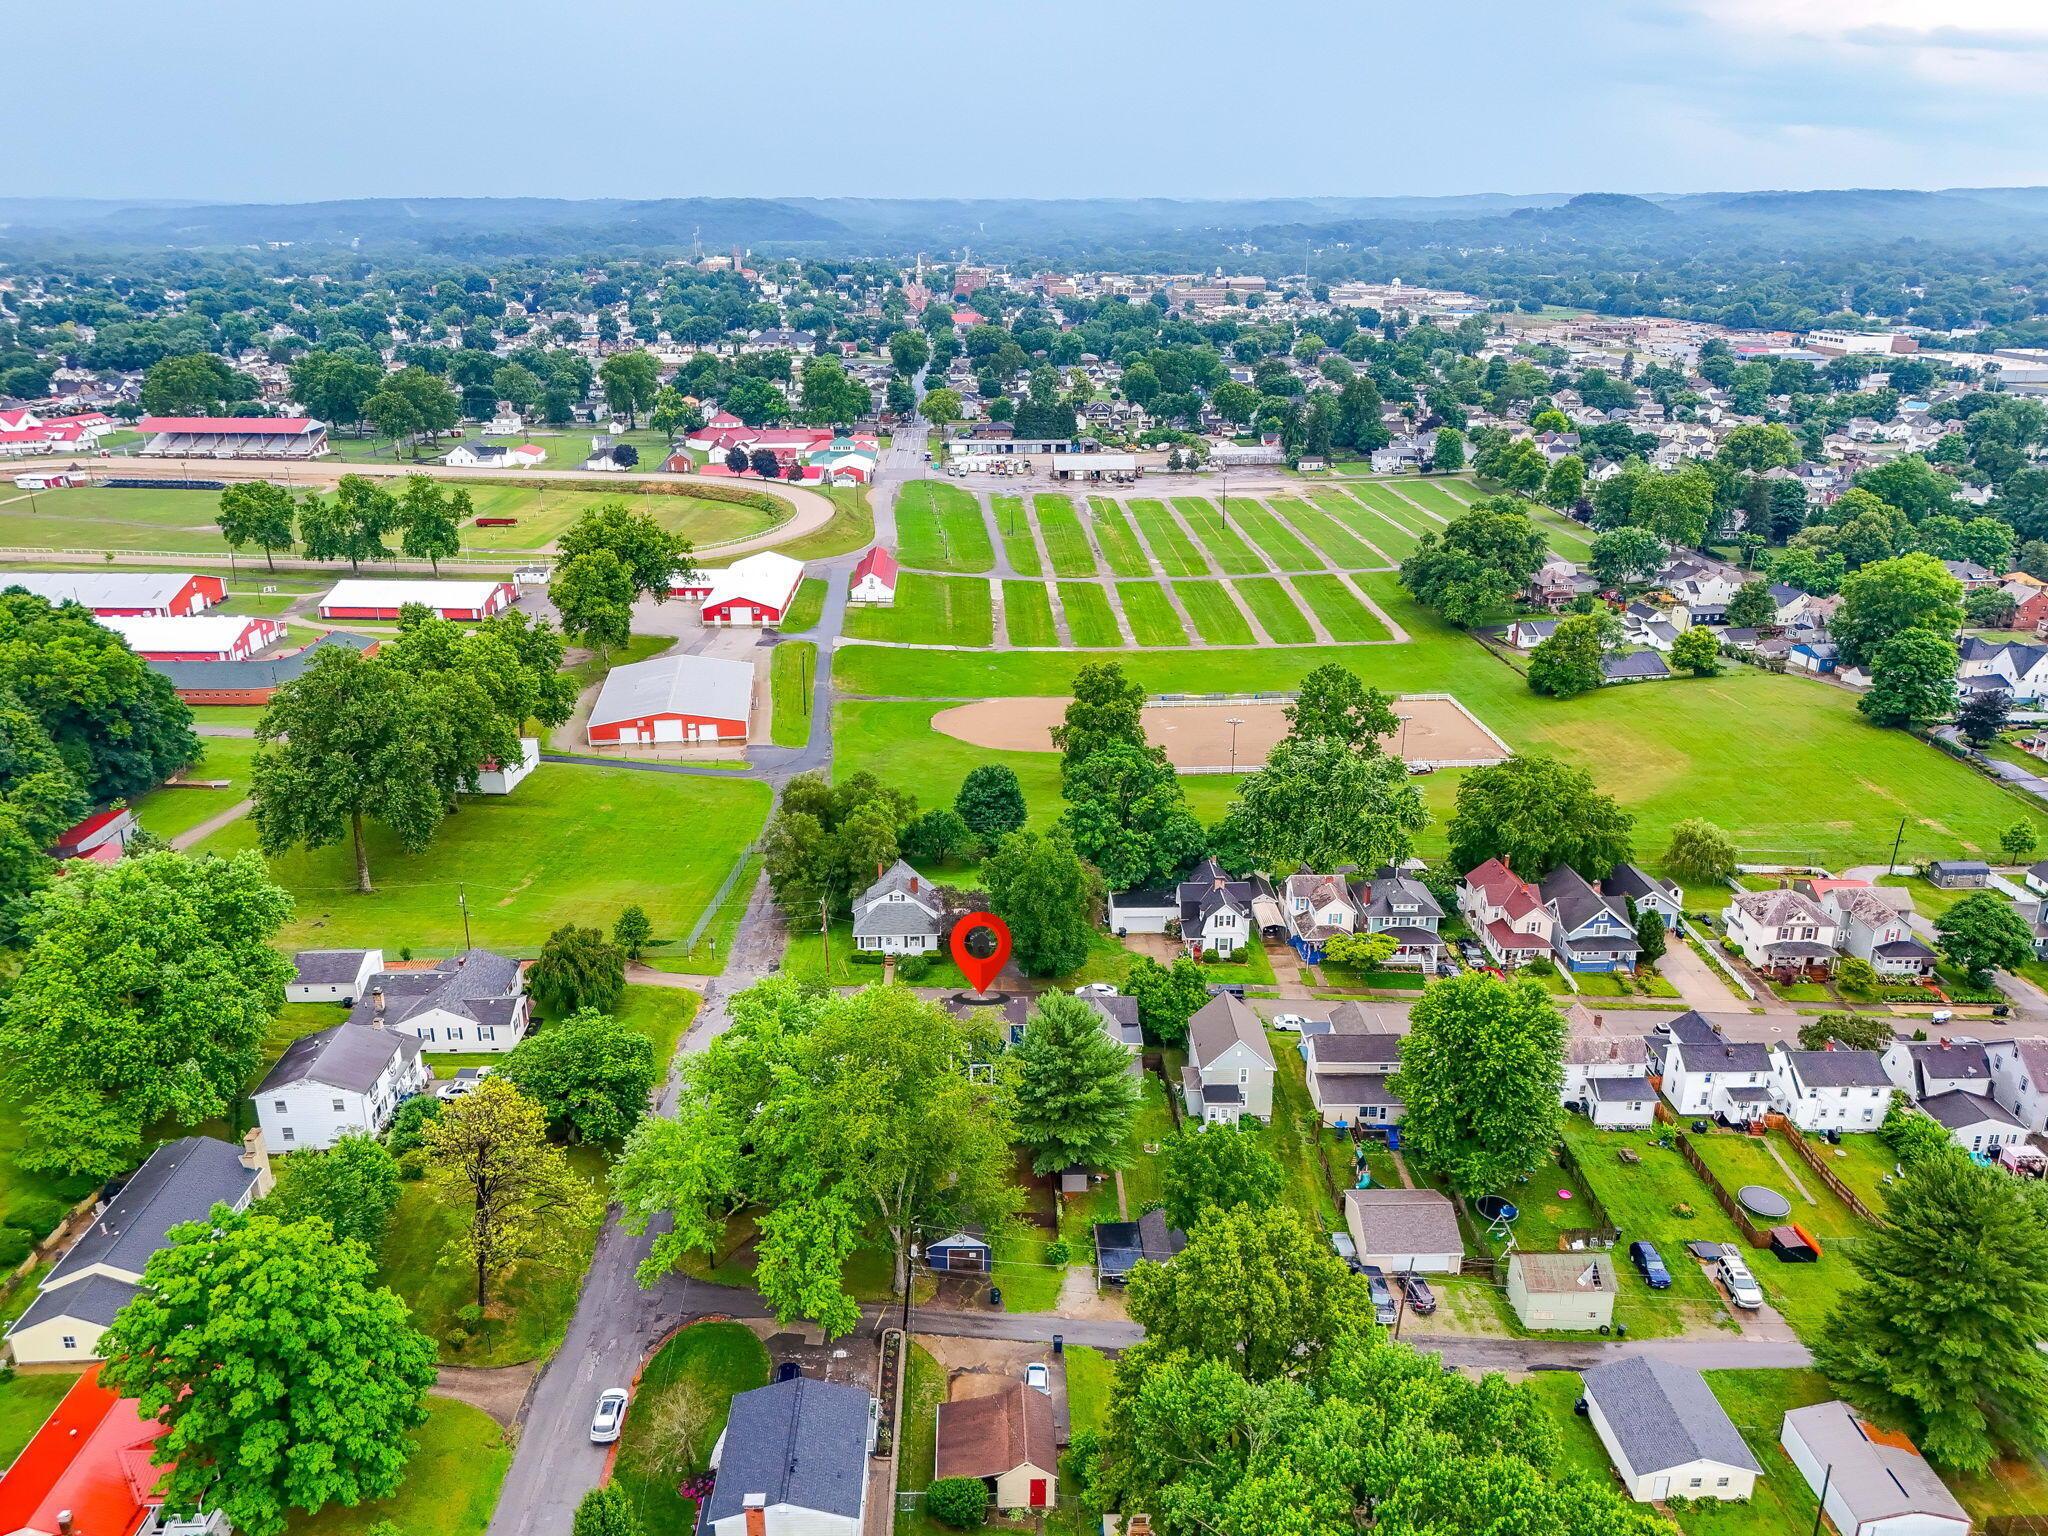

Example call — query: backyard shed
[1505,1251,1617,1331]
[1341,1187,1464,1274]
[1779,1401,1968,1536]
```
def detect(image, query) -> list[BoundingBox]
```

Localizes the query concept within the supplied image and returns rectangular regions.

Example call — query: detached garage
[319,578,516,621]
[587,653,754,746]
[98,613,283,661]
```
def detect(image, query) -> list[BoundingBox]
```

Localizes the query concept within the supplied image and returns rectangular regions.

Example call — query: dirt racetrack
[931,694,1507,771]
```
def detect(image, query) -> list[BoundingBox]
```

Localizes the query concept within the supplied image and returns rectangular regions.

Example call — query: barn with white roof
[3,570,225,616]
[671,551,804,627]
[586,652,755,745]
[98,613,284,661]
[319,578,517,621]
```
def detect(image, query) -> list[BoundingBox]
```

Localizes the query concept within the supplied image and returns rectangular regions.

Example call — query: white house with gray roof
[1582,1357,1760,1503]
[1881,1039,1990,1100]
[256,1022,430,1151]
[287,947,383,1004]
[1919,1088,2029,1156]
[1561,1005,1654,1128]
[1723,888,1838,979]
[348,948,529,1052]
[5,1134,269,1364]
[1987,1038,2048,1131]
[850,859,944,956]
[1659,1012,1775,1120]
[1181,993,1274,1124]
[1768,1046,1891,1132]
[703,1376,876,1536]
[1780,1401,1969,1536]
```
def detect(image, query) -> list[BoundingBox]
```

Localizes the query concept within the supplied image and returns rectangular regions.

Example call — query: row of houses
[1459,857,1681,973]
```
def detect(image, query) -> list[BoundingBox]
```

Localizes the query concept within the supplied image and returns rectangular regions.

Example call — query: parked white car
[1717,1253,1764,1310]
[1271,1014,1310,1032]
[590,1388,629,1443]
[1025,1362,1050,1395]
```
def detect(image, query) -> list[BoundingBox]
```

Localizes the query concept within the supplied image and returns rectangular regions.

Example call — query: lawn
[1812,1133,1902,1217]
[842,571,994,647]
[780,577,827,634]
[1559,1125,1736,1333]
[1086,498,1154,577]
[1292,573,1392,642]
[1001,580,1059,648]
[1172,580,1256,644]
[1170,497,1265,575]
[644,863,756,975]
[893,482,993,573]
[896,1342,948,1535]
[1308,488,1416,559]
[778,921,972,990]
[1232,577,1316,644]
[1227,500,1325,572]
[991,495,1041,575]
[1034,495,1099,578]
[991,1226,1065,1312]
[776,485,875,563]
[1126,499,1210,576]
[1342,482,1435,543]
[1117,582,1190,646]
[0,1370,82,1468]
[1058,583,1125,647]
[1266,495,1387,570]
[1267,1031,1342,1228]
[191,763,770,956]
[130,734,258,842]
[290,1397,511,1536]
[612,1322,769,1536]
[770,641,816,747]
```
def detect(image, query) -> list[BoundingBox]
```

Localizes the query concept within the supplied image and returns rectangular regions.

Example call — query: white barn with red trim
[98,613,284,661]
[849,547,898,606]
[138,416,329,459]
[319,578,517,621]
[671,551,804,627]
[587,653,754,746]
[4,571,225,616]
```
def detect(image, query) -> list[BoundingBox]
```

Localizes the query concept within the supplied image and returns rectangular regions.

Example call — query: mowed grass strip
[892,481,994,572]
[770,641,815,747]
[842,570,993,646]
[1293,574,1390,642]
[1087,497,1155,577]
[1391,480,1464,523]
[1231,577,1315,643]
[1345,481,1436,541]
[779,577,827,633]
[1173,580,1256,644]
[1116,582,1190,646]
[1059,583,1125,647]
[1001,580,1058,647]
[1230,499,1326,570]
[1524,500,1597,559]
[1316,486,1418,557]
[1170,497,1264,575]
[1127,499,1210,575]
[1268,495,1385,569]
[1034,494,1099,577]
[991,495,1041,574]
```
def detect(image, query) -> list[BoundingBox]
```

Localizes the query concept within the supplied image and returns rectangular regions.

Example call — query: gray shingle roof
[292,948,375,986]
[1589,1072,1655,1102]
[1342,1187,1462,1257]
[1674,1035,1771,1073]
[7,1272,138,1335]
[45,1137,256,1283]
[704,1378,872,1524]
[260,1022,421,1095]
[345,949,522,1031]
[1920,1089,2023,1131]
[148,630,376,693]
[1582,1357,1761,1478]
[1186,993,1273,1070]
[1782,1048,1890,1090]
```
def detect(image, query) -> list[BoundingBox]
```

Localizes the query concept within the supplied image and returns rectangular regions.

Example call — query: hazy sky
[9,0,2048,202]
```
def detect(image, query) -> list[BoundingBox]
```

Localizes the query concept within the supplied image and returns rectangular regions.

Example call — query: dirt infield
[931,694,1507,771]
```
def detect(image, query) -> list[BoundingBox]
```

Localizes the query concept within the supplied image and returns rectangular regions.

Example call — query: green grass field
[1058,583,1125,646]
[1292,574,1391,642]
[1685,1129,1872,1335]
[1170,497,1265,575]
[1343,482,1435,546]
[1086,497,1155,577]
[1127,499,1209,576]
[1233,576,1315,643]
[129,734,258,841]
[1228,499,1325,571]
[1267,495,1387,569]
[0,1370,81,1469]
[771,641,816,747]
[613,1323,769,1536]
[191,762,770,955]
[842,571,994,647]
[1173,580,1256,644]
[1117,582,1190,646]
[1001,580,1059,647]
[893,481,994,573]
[1313,486,1418,557]
[290,1397,511,1536]
[776,485,875,563]
[1386,480,1461,525]
[780,577,826,634]
[992,494,1041,575]
[896,1342,948,1534]
[1034,494,1099,577]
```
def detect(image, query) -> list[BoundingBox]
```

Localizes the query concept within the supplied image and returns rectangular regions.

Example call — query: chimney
[240,1128,275,1197]
[1592,1014,1604,1031]
[909,875,920,894]
[744,1493,767,1536]
[372,985,386,1023]
[1127,1519,1154,1536]
[57,1513,73,1536]
[877,861,885,880]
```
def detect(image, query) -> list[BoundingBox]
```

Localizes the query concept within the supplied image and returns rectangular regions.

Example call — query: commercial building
[587,652,754,746]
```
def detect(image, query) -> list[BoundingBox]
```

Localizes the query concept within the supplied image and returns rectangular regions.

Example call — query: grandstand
[137,416,328,459]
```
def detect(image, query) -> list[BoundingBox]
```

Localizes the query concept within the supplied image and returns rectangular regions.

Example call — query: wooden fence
[1673,1130,1769,1247]
[1775,1119,1883,1225]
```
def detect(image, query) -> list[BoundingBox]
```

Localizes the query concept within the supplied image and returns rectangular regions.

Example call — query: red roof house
[849,547,899,606]
[1458,858,1555,966]
[0,1368,195,1536]
[52,806,136,861]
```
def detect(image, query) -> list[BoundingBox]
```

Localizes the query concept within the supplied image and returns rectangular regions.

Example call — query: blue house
[1539,866,1641,973]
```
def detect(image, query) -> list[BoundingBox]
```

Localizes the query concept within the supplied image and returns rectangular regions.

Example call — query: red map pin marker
[950,913,1012,994]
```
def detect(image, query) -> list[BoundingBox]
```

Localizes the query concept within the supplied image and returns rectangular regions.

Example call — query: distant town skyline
[6,0,2048,203]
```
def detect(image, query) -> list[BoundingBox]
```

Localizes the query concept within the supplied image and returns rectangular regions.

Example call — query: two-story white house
[1659,1012,1775,1122]
[288,947,383,1004]
[348,948,530,1053]
[1768,1047,1892,1132]
[1283,870,1362,964]
[1459,858,1555,968]
[1177,858,1258,959]
[256,1022,431,1152]
[1822,887,1937,978]
[850,859,945,957]
[1180,993,1275,1124]
[1562,1006,1655,1128]
[1986,1038,2048,1132]
[1722,888,1838,980]
[1881,1039,1990,1100]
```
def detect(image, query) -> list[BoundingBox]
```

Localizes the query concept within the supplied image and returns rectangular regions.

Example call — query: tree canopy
[1445,754,1634,880]
[1005,992,1139,1175]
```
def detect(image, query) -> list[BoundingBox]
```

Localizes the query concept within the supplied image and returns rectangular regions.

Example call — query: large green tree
[267,1132,402,1252]
[1663,817,1737,884]
[549,549,635,661]
[216,480,297,570]
[1445,754,1634,879]
[984,828,1099,977]
[1832,552,1965,669]
[0,851,292,1178]
[1222,736,1428,873]
[1005,992,1139,1174]
[1859,629,1959,729]
[1161,1122,1285,1234]
[1526,613,1610,699]
[97,1207,437,1536]
[955,763,1027,842]
[500,1006,657,1144]
[1934,891,2035,985]
[1281,665,1399,751]
[557,502,698,601]
[1061,739,1206,891]
[396,474,466,574]
[1121,954,1212,1048]
[1399,498,1548,626]
[527,922,627,1015]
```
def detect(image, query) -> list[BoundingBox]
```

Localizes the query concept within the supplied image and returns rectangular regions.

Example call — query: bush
[8,1196,70,1238]
[0,1227,33,1267]
[387,1093,443,1155]
[456,1303,485,1328]
[849,949,886,967]
[1523,955,1555,977]
[896,953,932,983]
[1671,1202,1695,1220]
[1044,1238,1071,1265]
[443,1327,470,1351]
[926,1477,989,1529]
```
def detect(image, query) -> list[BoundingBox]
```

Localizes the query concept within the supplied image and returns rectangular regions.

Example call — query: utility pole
[458,885,473,950]
[819,896,832,974]
[1219,468,1229,526]
[1809,1464,1832,1536]
[1886,816,1906,876]
[1227,716,1244,775]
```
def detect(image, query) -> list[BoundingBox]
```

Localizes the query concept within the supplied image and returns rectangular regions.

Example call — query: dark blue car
[1628,1240,1672,1289]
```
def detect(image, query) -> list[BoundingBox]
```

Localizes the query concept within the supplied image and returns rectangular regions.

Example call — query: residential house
[1919,1089,2028,1156]
[1506,617,1558,650]
[1926,859,1990,890]
[1986,1038,2048,1131]
[1458,857,1555,969]
[1177,857,1257,958]
[286,947,383,1004]
[5,1135,269,1365]
[1659,1011,1775,1121]
[1093,1209,1186,1285]
[934,1383,1057,1512]
[1528,555,1592,610]
[347,949,529,1053]
[1078,993,1143,1068]
[1823,887,1937,977]
[445,441,545,469]
[1283,870,1361,964]
[1957,637,2048,704]
[1301,1011,1405,1128]
[0,1368,228,1536]
[1881,1039,1990,1099]
[851,859,945,957]
[1661,557,1741,625]
[1354,867,1446,970]
[1779,1402,1969,1536]
[1341,1188,1463,1274]
[702,1377,875,1536]
[1181,994,1275,1124]
[1541,865,1641,973]
[2025,859,2048,898]
[1561,1005,1655,1128]
[1768,1046,1891,1132]
[255,1022,431,1152]
[1602,650,1672,684]
[1767,583,1815,626]
[1581,1357,1761,1504]
[1506,1252,1617,1331]
[1624,601,1683,653]
[1722,888,1838,979]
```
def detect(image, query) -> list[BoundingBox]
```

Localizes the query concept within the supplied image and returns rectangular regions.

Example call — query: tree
[558,502,697,601]
[216,480,296,571]
[954,763,1027,843]
[1393,973,1564,1197]
[550,550,635,661]
[1432,426,1465,473]
[1526,614,1608,699]
[1121,954,1212,1048]
[1447,755,1634,880]
[1724,579,1778,630]
[887,328,931,376]
[363,389,421,455]
[1006,993,1139,1175]
[1956,688,2010,746]
[925,1480,988,1530]
[1161,1123,1285,1233]
[268,1133,402,1252]
[1964,585,2018,629]
[1881,1095,1962,1169]
[984,829,1098,977]
[1934,891,2034,985]
[920,387,962,425]
[1222,737,1428,873]
[1052,660,1148,764]
[572,1485,646,1536]
[750,446,782,479]
[1670,625,1722,676]
[528,923,626,1015]
[1797,1011,1896,1052]
[598,350,661,428]
[1859,629,1958,729]
[420,1077,597,1308]
[723,376,788,427]
[1663,817,1737,884]
[2001,821,2038,865]
[1060,739,1205,891]
[0,851,292,1178]
[1588,526,1665,589]
[614,978,1016,1336]
[1541,454,1585,509]
[1837,956,1882,996]
[1399,498,1547,626]
[96,1207,436,1536]
[1832,553,1966,670]
[300,474,397,571]
[1633,905,1667,964]
[500,1007,658,1144]
[723,445,749,474]
[252,647,451,893]
[798,358,869,426]
[397,474,464,574]
[140,352,248,416]
[1282,664,1398,750]
[1814,1156,2048,1470]
[613,904,652,959]
[900,806,977,865]
[1475,435,1548,495]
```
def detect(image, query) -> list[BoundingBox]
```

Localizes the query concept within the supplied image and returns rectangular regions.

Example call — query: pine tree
[1005,992,1139,1175]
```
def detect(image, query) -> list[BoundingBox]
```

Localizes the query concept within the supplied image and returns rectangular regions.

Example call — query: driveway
[1656,935,1753,1011]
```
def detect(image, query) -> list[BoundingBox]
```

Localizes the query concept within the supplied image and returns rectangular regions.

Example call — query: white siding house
[255,1024,430,1152]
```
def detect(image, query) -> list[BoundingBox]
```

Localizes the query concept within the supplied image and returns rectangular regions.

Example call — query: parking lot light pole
[1227,717,1244,774]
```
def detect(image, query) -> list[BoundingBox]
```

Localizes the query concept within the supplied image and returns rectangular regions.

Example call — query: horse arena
[930,692,1509,773]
